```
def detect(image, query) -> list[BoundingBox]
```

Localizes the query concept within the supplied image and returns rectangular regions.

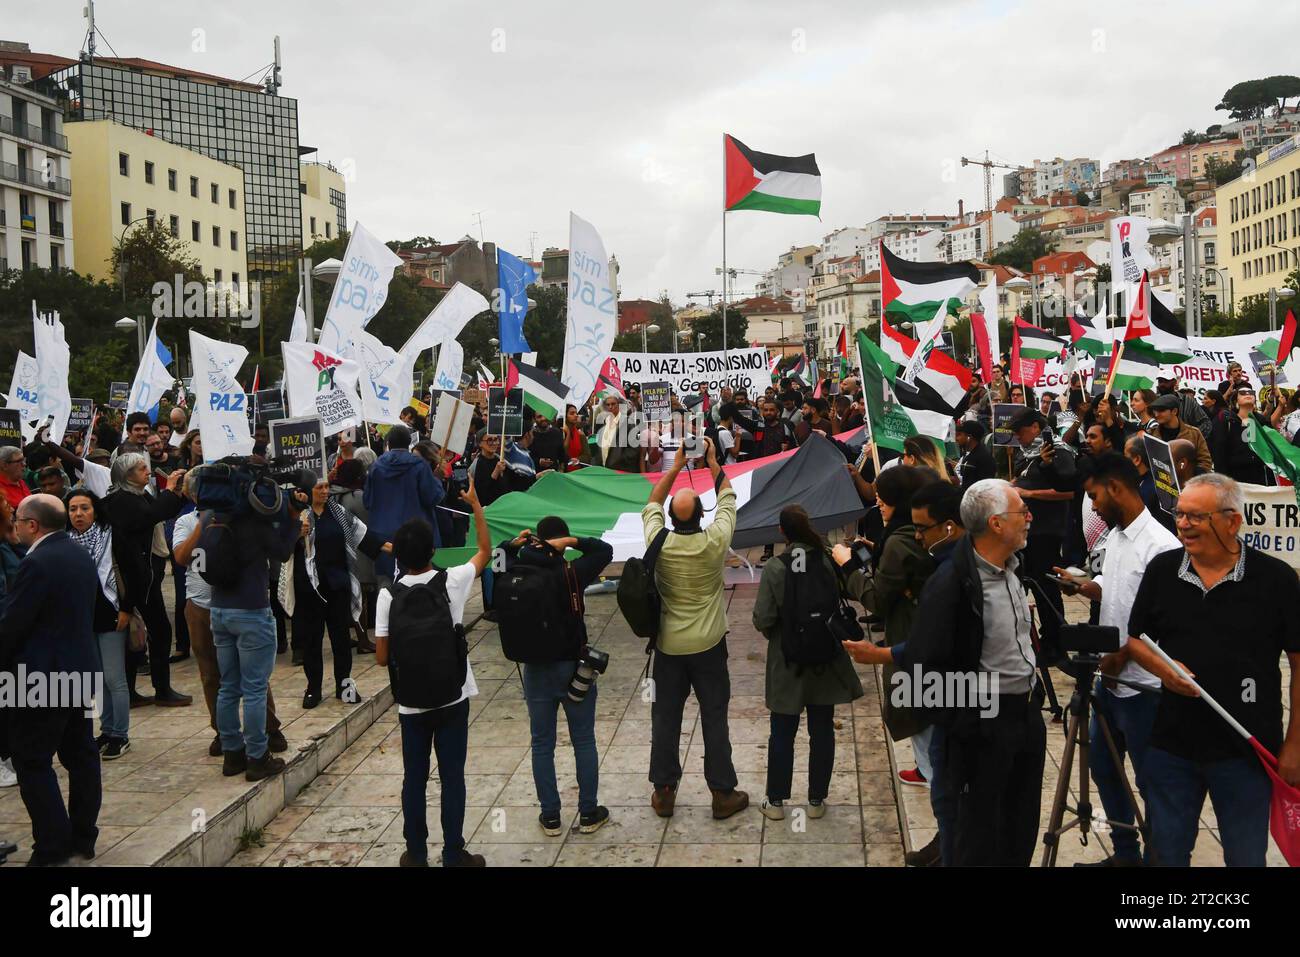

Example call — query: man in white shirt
[375,483,491,868]
[1054,452,1180,866]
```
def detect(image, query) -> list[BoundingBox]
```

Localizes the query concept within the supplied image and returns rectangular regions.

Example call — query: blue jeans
[1143,746,1272,866]
[96,629,129,739]
[522,661,599,816]
[1089,683,1159,863]
[210,607,277,759]
[399,699,470,865]
[912,725,935,783]
[928,725,956,865]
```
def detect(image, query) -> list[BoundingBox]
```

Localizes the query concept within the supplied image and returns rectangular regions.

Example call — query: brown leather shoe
[711,788,750,820]
[651,783,677,818]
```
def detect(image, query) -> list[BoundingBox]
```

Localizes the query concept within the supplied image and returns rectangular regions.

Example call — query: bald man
[1169,438,1198,487]
[640,436,748,820]
[0,493,103,864]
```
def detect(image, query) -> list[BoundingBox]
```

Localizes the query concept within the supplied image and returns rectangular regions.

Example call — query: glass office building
[43,58,301,291]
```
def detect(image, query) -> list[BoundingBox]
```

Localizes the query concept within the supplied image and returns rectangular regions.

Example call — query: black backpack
[496,550,585,663]
[386,573,468,710]
[617,528,670,652]
[777,547,859,669]
[196,514,242,590]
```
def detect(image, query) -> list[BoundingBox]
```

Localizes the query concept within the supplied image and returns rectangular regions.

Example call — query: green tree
[1216,79,1273,120]
[989,228,1055,272]
[386,236,440,252]
[1205,154,1244,186]
[691,307,749,351]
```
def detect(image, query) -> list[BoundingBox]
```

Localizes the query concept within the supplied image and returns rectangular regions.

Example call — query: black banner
[487,387,525,437]
[269,416,326,479]
[1143,433,1179,514]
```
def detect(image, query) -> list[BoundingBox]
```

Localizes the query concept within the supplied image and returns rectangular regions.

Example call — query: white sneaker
[759,798,785,821]
[807,799,827,819]
[0,757,17,788]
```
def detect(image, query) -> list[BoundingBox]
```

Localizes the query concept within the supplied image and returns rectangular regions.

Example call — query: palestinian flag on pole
[880,317,972,418]
[880,243,980,326]
[432,430,865,566]
[1014,319,1063,360]
[594,356,626,400]
[1123,274,1192,362]
[857,331,918,452]
[505,359,570,420]
[1068,308,1112,357]
[1259,309,1299,366]
[1106,340,1161,391]
[835,327,848,358]
[1247,422,1300,500]
[724,135,821,216]
[785,353,808,385]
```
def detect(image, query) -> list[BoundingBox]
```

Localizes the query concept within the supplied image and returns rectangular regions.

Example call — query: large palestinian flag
[1068,309,1112,357]
[1014,319,1064,360]
[724,135,821,216]
[880,243,980,326]
[879,317,972,420]
[1106,340,1161,391]
[505,359,570,420]
[433,431,865,566]
[1123,284,1192,363]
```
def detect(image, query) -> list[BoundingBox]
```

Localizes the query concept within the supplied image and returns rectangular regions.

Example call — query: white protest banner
[432,339,465,393]
[608,347,771,396]
[32,311,72,442]
[316,222,403,358]
[399,282,490,363]
[561,212,617,408]
[1240,482,1300,570]
[6,350,39,419]
[125,318,174,424]
[429,391,474,456]
[355,330,413,425]
[289,287,310,343]
[1110,216,1156,305]
[281,341,364,437]
[189,331,255,461]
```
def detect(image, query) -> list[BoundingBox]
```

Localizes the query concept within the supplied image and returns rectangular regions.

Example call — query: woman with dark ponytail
[752,505,863,823]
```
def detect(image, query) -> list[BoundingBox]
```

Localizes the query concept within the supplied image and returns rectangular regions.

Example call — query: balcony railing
[50,221,64,237]
[0,161,71,195]
[0,114,69,151]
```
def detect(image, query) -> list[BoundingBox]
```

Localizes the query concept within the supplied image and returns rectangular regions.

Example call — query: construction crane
[686,290,721,307]
[961,151,1027,213]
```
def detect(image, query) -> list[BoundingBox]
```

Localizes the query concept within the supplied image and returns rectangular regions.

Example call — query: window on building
[232,273,240,291]
[49,244,60,271]
[326,222,331,238]
[192,220,200,242]
[144,161,154,185]
[146,208,156,228]
[230,231,238,251]
[214,268,222,283]
[228,188,236,209]
[310,216,316,236]
[212,225,220,247]
[169,215,179,238]
[190,176,199,197]
[118,152,129,177]
[210,183,219,204]
[168,168,177,191]
[120,202,131,226]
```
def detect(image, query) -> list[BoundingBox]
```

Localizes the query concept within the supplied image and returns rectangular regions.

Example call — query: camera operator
[1051,452,1180,866]
[847,478,1045,865]
[201,473,308,782]
[502,517,613,836]
[642,437,748,820]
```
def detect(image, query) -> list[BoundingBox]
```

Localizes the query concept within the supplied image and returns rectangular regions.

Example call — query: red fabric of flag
[836,327,848,358]
[1279,310,1298,365]
[1248,737,1300,866]
[504,360,519,392]
[1124,271,1151,341]
[598,356,625,398]
[1010,318,1046,386]
[971,311,994,386]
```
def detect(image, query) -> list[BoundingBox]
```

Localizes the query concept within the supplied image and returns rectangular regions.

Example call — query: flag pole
[721,134,728,369]
[1102,340,1125,401]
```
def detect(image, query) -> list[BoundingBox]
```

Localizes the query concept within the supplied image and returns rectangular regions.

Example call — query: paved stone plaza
[0,556,1287,867]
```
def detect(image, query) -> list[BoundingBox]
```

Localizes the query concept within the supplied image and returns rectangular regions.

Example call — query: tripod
[1040,655,1154,867]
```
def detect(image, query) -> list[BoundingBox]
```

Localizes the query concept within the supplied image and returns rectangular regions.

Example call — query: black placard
[269,416,326,479]
[487,387,525,437]
[0,408,22,446]
[67,397,94,435]
[255,388,286,424]
[991,403,1023,446]
[108,381,130,410]
[1142,434,1179,514]
[640,381,671,422]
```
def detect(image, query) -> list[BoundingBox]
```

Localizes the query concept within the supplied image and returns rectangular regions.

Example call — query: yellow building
[1217,134,1300,309]
[300,160,346,247]
[66,119,247,291]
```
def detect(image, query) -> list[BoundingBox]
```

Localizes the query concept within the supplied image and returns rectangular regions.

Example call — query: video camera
[191,455,317,518]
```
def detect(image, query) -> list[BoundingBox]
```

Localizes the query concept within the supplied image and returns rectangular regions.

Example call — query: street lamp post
[641,323,660,353]
[115,316,146,362]
[1268,287,1295,332]
[117,214,157,309]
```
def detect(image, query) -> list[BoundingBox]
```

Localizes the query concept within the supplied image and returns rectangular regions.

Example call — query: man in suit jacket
[0,493,102,866]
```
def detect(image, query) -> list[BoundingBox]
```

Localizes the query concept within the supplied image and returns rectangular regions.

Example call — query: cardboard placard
[461,387,485,409]
[487,387,525,437]
[0,408,22,446]
[1142,433,1179,514]
[430,392,474,457]
[640,381,672,422]
[67,398,94,435]
[108,381,130,410]
[991,403,1023,447]
[269,416,327,480]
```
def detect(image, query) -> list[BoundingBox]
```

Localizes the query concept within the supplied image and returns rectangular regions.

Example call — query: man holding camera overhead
[641,436,748,821]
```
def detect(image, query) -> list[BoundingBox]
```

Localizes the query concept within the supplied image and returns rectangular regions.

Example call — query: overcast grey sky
[13,0,1300,303]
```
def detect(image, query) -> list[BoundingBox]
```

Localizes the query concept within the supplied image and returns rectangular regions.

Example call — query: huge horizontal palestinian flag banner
[880,243,980,326]
[433,431,865,567]
[724,135,821,216]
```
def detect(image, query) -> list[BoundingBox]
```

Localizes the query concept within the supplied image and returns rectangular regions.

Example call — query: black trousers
[294,582,354,696]
[649,638,737,791]
[171,557,190,654]
[1020,534,1064,651]
[128,555,174,695]
[946,694,1047,866]
[10,707,102,865]
[767,704,835,802]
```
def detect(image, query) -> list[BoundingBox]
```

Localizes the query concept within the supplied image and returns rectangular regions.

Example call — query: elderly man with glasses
[0,447,30,510]
[1124,473,1300,866]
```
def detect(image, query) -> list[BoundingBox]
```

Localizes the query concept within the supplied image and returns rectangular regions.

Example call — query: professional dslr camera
[190,455,317,518]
